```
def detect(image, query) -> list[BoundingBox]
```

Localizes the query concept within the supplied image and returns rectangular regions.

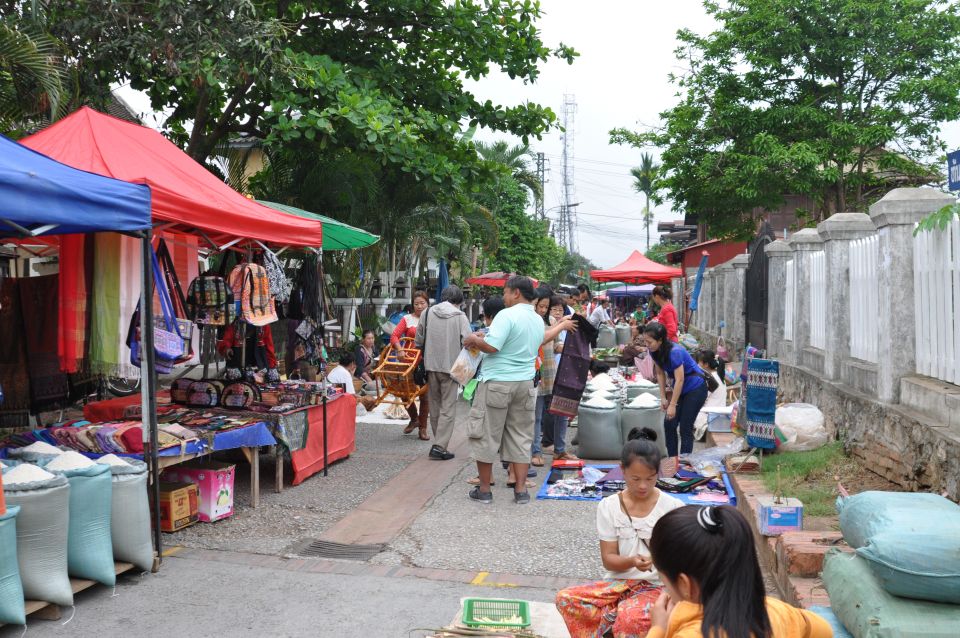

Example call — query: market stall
[0,131,156,625]
[590,250,682,284]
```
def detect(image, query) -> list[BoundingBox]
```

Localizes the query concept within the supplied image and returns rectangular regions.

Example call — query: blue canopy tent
[0,133,165,566]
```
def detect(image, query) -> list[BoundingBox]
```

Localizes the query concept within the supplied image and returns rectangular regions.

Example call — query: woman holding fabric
[556,428,684,637]
[643,322,710,475]
[390,291,430,439]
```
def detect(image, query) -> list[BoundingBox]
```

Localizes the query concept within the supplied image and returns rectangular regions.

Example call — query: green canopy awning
[258,200,380,250]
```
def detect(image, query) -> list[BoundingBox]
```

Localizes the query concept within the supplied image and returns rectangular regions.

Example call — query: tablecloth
[290,394,356,485]
[83,391,171,421]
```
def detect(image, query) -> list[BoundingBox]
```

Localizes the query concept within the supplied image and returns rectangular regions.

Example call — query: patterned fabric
[187,276,236,326]
[58,234,92,373]
[0,278,29,429]
[745,357,779,449]
[228,263,278,326]
[538,337,557,396]
[556,579,661,638]
[550,314,599,418]
[262,248,291,303]
[19,275,70,412]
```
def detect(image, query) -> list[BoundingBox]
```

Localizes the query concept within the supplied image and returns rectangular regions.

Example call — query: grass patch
[759,442,846,517]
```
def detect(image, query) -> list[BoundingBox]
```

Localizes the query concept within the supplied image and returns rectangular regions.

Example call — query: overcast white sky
[470,0,720,267]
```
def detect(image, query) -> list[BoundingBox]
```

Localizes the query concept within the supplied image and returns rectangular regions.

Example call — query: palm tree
[0,20,74,136]
[630,153,660,250]
[475,140,543,206]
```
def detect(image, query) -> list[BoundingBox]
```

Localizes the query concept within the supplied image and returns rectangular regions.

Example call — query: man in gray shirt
[415,285,472,460]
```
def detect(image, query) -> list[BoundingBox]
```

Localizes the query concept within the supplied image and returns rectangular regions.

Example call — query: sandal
[531,455,545,467]
[554,451,580,461]
[467,476,496,486]
[505,479,536,489]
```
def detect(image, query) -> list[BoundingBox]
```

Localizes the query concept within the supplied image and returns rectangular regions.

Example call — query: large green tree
[612,0,960,238]
[33,0,576,187]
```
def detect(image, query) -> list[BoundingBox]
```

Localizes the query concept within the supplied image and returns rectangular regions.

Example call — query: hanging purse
[126,245,187,372]
[155,239,195,362]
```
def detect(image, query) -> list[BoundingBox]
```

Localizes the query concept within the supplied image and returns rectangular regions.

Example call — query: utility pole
[560,94,578,253]
[535,152,546,221]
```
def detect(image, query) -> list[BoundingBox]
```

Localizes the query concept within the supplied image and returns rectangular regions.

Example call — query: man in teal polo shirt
[462,275,544,504]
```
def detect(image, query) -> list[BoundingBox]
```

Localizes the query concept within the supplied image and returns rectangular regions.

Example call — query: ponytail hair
[650,506,772,638]
[621,427,662,470]
[697,349,726,372]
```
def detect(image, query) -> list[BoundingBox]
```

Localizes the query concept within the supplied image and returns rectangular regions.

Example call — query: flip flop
[506,479,536,489]
[467,476,496,486]
[531,455,545,467]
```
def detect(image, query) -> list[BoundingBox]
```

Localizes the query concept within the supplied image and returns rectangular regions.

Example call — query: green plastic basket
[462,598,531,629]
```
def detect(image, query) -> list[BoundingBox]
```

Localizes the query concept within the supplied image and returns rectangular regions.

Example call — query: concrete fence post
[787,229,824,371]
[730,253,749,353]
[714,261,734,337]
[817,213,876,381]
[870,188,955,403]
[764,240,794,362]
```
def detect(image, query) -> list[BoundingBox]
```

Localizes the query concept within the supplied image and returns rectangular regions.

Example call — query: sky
[468,0,720,268]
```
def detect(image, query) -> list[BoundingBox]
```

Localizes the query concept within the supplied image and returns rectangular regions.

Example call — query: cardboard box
[161,460,236,523]
[757,496,804,536]
[159,482,198,532]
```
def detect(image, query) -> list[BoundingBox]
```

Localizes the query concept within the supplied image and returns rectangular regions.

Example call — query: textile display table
[228,393,357,488]
[81,392,357,488]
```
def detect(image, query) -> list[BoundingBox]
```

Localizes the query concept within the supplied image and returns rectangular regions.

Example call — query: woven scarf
[58,234,92,373]
[745,358,780,450]
[19,274,69,411]
[0,278,30,429]
[91,234,142,378]
[549,314,599,418]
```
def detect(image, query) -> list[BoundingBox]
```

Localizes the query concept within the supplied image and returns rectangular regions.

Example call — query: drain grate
[290,539,384,561]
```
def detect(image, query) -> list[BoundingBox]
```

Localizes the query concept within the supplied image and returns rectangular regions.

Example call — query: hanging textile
[153,232,200,366]
[262,247,291,304]
[58,234,92,373]
[19,275,70,412]
[90,234,141,378]
[549,314,599,418]
[0,278,29,429]
[745,358,780,450]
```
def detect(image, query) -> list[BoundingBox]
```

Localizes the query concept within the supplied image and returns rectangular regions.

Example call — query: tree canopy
[33,0,576,189]
[612,0,960,239]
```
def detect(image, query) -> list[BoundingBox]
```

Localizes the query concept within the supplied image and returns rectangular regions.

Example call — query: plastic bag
[776,403,828,452]
[681,437,745,476]
[449,347,483,386]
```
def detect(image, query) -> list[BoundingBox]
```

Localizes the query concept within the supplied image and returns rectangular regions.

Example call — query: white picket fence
[808,251,826,349]
[784,258,795,341]
[914,218,960,384]
[849,235,880,363]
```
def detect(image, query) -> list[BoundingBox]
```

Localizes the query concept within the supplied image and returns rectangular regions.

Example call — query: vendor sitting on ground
[647,505,831,638]
[556,427,684,638]
[217,323,279,382]
[325,353,357,395]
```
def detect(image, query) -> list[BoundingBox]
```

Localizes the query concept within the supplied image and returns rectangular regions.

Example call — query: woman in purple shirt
[642,322,710,465]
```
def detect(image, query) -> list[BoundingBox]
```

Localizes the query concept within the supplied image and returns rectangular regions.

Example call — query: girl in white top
[556,427,684,637]
[693,350,727,441]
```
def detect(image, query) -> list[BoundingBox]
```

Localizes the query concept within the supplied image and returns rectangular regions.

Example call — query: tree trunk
[645,194,651,250]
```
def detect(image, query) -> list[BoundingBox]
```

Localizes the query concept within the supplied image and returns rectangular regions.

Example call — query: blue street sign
[948,150,960,192]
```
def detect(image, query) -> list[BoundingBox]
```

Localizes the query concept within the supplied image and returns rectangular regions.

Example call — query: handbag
[155,239,195,362]
[716,336,730,361]
[126,245,187,372]
[413,307,429,386]
[187,380,224,407]
[222,381,261,409]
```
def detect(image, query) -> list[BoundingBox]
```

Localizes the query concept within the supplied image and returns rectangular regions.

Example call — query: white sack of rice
[3,463,55,485]
[95,454,131,468]
[46,451,96,472]
[628,393,661,408]
[581,396,617,409]
[21,441,63,456]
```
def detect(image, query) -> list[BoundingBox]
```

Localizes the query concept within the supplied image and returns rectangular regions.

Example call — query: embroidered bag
[228,263,278,326]
[187,380,224,408]
[186,275,235,326]
[221,382,261,409]
[170,378,195,404]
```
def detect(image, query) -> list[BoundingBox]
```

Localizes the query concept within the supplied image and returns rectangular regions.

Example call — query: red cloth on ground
[291,394,357,485]
[655,302,679,342]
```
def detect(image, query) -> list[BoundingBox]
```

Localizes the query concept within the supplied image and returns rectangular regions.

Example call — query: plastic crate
[462,598,531,629]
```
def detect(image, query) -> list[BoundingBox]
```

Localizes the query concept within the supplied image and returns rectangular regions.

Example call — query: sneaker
[429,445,455,461]
[514,491,531,505]
[469,487,493,504]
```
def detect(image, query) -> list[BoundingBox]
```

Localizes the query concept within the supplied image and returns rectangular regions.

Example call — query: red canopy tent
[465,271,540,287]
[21,107,323,248]
[590,250,682,284]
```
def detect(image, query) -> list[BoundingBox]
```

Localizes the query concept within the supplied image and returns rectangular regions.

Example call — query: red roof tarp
[21,107,323,248]
[590,250,682,284]
[465,272,540,287]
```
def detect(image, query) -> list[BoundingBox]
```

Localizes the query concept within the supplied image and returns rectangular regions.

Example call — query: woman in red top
[390,290,430,439]
[652,286,679,343]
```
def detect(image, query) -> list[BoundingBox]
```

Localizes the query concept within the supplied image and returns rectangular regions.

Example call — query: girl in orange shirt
[647,505,832,638]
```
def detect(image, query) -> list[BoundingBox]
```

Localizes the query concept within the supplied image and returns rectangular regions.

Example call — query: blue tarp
[688,253,709,311]
[436,258,449,304]
[0,133,151,237]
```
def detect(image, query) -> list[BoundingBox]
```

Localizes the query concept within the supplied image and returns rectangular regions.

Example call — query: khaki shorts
[467,380,537,464]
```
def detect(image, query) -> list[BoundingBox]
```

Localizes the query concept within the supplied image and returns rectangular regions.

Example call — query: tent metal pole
[320,248,329,477]
[140,229,162,568]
